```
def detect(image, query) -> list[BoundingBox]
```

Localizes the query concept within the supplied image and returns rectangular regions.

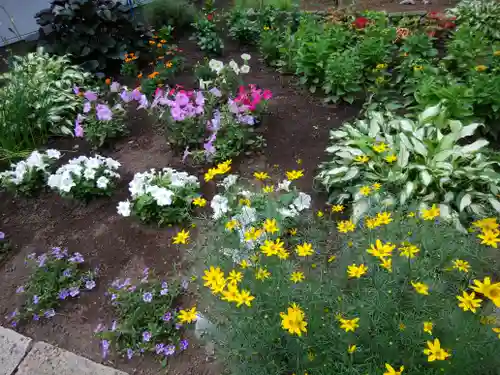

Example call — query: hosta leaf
[368,116,381,137]
[411,137,428,157]
[488,197,500,213]
[459,193,472,212]
[458,123,483,139]
[400,181,414,205]
[326,166,349,176]
[351,199,369,224]
[460,139,489,154]
[397,144,409,168]
[419,104,441,123]
[341,167,359,181]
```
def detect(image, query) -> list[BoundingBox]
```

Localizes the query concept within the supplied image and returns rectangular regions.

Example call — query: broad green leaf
[397,144,409,168]
[459,193,472,211]
[419,104,441,123]
[411,137,428,157]
[458,123,483,139]
[420,170,432,186]
[460,139,489,154]
[488,197,500,213]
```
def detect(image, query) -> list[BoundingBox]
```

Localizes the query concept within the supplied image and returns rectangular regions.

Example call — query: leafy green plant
[0,49,88,161]
[120,53,139,77]
[9,248,97,325]
[227,8,260,44]
[259,27,283,66]
[468,69,500,131]
[117,168,200,225]
[356,31,396,68]
[316,104,500,225]
[0,149,61,196]
[451,0,500,41]
[191,16,224,55]
[323,49,364,103]
[444,25,490,74]
[144,0,196,29]
[400,33,438,60]
[35,0,151,71]
[95,271,194,363]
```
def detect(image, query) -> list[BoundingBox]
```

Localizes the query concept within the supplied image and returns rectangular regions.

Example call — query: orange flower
[105,78,111,85]
[148,71,159,79]
[124,53,129,58]
[125,58,131,63]
[129,52,135,57]
[137,73,143,79]
[160,39,167,43]
[157,43,162,48]
[166,61,173,68]
[149,40,155,45]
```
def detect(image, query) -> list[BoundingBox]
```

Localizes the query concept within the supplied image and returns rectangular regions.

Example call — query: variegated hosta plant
[316,104,500,225]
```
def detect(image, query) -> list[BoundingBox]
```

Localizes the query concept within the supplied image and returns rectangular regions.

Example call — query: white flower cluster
[201,55,251,89]
[48,155,120,194]
[0,149,61,186]
[117,168,200,218]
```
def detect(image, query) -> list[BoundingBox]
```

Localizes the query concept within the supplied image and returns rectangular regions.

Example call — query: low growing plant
[0,149,61,196]
[323,49,364,103]
[0,231,12,264]
[9,248,97,326]
[95,269,195,364]
[227,7,260,44]
[117,168,200,225]
[191,15,224,55]
[48,155,121,202]
[144,0,196,29]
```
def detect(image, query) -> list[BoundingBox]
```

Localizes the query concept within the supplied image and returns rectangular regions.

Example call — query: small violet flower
[162,312,172,322]
[155,343,165,354]
[142,331,152,342]
[85,280,96,290]
[180,339,189,351]
[44,309,55,318]
[101,339,110,359]
[69,286,80,297]
[143,292,153,303]
[126,348,133,360]
[84,91,98,102]
[164,345,175,356]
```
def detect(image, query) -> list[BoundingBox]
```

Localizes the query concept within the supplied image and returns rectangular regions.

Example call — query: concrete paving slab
[16,341,129,375]
[0,326,33,375]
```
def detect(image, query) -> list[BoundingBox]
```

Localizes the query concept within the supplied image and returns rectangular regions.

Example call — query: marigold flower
[148,71,159,79]
[421,204,440,220]
[477,229,500,248]
[172,229,189,244]
[280,303,307,336]
[423,338,451,362]
[347,264,368,279]
[263,218,279,234]
[166,61,173,68]
[423,321,433,335]
[380,257,392,272]
[452,259,470,273]
[148,40,155,45]
[365,216,380,229]
[239,259,250,269]
[359,186,371,196]
[178,307,197,323]
[137,73,143,79]
[254,171,270,180]
[157,43,162,48]
[290,271,305,283]
[261,238,285,257]
[339,317,359,332]
[216,159,232,174]
[383,364,404,375]
[411,281,429,295]
[354,154,369,163]
[286,169,304,180]
[255,267,270,280]
[193,197,207,207]
[296,243,314,257]
[244,227,263,241]
[289,228,297,236]
[105,78,111,85]
[331,204,344,212]
[337,220,355,233]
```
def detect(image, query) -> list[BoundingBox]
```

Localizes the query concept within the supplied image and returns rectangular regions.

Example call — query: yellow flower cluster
[473,217,500,248]
[365,211,393,229]
[204,160,232,181]
[202,266,255,307]
[280,303,308,336]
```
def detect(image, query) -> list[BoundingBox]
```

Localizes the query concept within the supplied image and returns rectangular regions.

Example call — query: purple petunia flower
[0,231,5,240]
[33,314,39,321]
[137,94,149,110]
[84,91,98,102]
[180,339,189,351]
[58,289,69,300]
[69,286,80,297]
[94,323,105,333]
[110,82,121,93]
[143,292,153,303]
[85,280,96,290]
[143,267,150,276]
[120,90,132,103]
[33,295,39,305]
[44,309,55,318]
[175,92,189,107]
[162,312,172,322]
[63,269,72,278]
[96,104,113,121]
[111,293,117,301]
[155,343,165,354]
[83,102,91,113]
[11,321,17,328]
[16,286,24,294]
[195,91,205,106]
[101,339,110,358]
[73,86,80,95]
[131,88,142,101]
[209,87,222,97]
[142,331,152,342]
[164,345,175,356]
[126,348,133,360]
[69,252,84,264]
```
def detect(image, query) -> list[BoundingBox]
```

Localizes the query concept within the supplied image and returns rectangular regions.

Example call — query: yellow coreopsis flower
[471,277,500,307]
[261,238,285,257]
[296,243,314,256]
[317,210,324,218]
[423,338,451,362]
[225,219,239,232]
[365,216,380,229]
[383,364,404,375]
[472,217,499,231]
[372,182,382,190]
[477,229,500,248]
[376,211,392,225]
[421,204,440,220]
[339,317,360,332]
[328,255,337,263]
[227,270,243,284]
[280,303,307,336]
[290,271,305,283]
[331,204,345,212]
[254,171,270,180]
[216,159,232,174]
[262,185,275,193]
[373,142,388,153]
[423,321,433,335]
[380,257,392,272]
[239,259,250,269]
[221,283,240,302]
[457,291,482,313]
[359,186,371,196]
[452,259,470,273]
[172,229,190,244]
[239,198,251,207]
[475,65,488,72]
[399,243,420,258]
[367,239,395,258]
[276,247,290,260]
[244,227,263,241]
[289,228,298,236]
[376,63,388,70]
[411,281,429,295]
[286,170,304,180]
[263,218,279,234]
[235,289,254,307]
[178,307,198,323]
[385,154,397,163]
[354,154,370,163]
[347,264,368,279]
[193,197,207,207]
[204,168,218,181]
[202,266,225,289]
[347,344,357,354]
[255,267,271,280]
[337,220,355,233]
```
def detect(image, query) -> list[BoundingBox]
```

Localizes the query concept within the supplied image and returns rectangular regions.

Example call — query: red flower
[427,11,439,19]
[352,17,369,29]
[207,13,213,21]
[442,21,456,29]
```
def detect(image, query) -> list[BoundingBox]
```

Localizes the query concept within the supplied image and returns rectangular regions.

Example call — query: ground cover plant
[95,269,196,364]
[8,247,97,326]
[194,174,500,375]
[0,49,88,160]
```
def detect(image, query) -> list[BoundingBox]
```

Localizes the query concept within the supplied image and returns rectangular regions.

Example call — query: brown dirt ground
[0,0,453,374]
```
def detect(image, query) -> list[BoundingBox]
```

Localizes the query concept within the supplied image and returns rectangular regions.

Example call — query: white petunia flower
[293,192,311,211]
[277,179,291,192]
[241,53,251,61]
[278,207,299,218]
[228,60,240,74]
[240,65,250,74]
[83,168,96,180]
[45,149,61,159]
[208,59,224,74]
[211,194,229,219]
[105,157,121,170]
[117,200,131,217]
[152,188,174,206]
[26,151,45,169]
[96,176,110,189]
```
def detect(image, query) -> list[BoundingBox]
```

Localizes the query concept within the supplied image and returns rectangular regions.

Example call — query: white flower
[83,168,96,180]
[211,195,229,219]
[241,53,251,61]
[117,200,131,217]
[293,192,311,211]
[45,149,61,159]
[278,207,299,218]
[199,79,213,90]
[221,174,238,189]
[96,176,110,189]
[152,187,174,206]
[85,157,102,170]
[228,60,240,74]
[277,179,291,192]
[240,65,250,74]
[47,174,61,189]
[58,172,75,193]
[208,59,224,74]
[12,162,28,184]
[26,151,45,169]
[239,190,254,198]
[110,82,121,93]
[234,206,256,226]
[105,157,121,170]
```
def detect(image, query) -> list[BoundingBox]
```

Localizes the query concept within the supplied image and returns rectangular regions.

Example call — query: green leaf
[420,170,432,186]
[459,193,472,212]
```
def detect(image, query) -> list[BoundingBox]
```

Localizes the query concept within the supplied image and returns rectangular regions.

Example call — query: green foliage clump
[144,0,196,29]
[191,15,224,55]
[451,0,500,41]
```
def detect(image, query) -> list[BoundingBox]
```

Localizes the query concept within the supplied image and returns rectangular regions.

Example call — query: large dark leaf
[81,59,99,71]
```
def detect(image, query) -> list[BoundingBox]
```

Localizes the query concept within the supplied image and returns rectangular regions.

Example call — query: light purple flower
[171,105,184,121]
[75,120,84,138]
[110,82,121,93]
[164,345,175,356]
[182,147,190,163]
[238,114,255,125]
[96,104,113,121]
[126,348,133,359]
[94,323,105,333]
[120,90,132,103]
[16,286,24,294]
[63,269,72,278]
[10,310,18,318]
[228,99,239,114]
[33,295,39,304]
[143,292,153,303]
[155,343,165,354]
[111,294,117,301]
[209,87,222,97]
[175,92,189,107]
[137,94,149,110]
[209,110,221,131]
[85,280,96,290]
[162,312,172,322]
[37,254,47,267]
[0,232,5,240]
[83,102,91,113]
[101,339,110,358]
[84,91,98,102]
[142,331,152,342]
[69,252,84,264]
[195,91,205,106]
[204,133,216,156]
[160,288,169,296]
[11,321,17,328]
[143,267,150,276]
[27,253,36,260]
[58,289,69,300]
[180,339,189,351]
[175,323,182,330]
[73,86,80,95]
[69,286,80,297]
[44,309,55,318]
[131,88,142,101]
[111,320,117,331]
[33,314,39,321]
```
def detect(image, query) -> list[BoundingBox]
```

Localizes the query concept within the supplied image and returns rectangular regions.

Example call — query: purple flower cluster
[151,89,205,122]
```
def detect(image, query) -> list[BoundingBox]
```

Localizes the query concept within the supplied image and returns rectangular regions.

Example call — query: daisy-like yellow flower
[411,281,429,295]
[178,307,198,323]
[376,63,388,70]
[477,229,500,248]
[276,247,290,260]
[280,303,307,336]
[263,218,279,234]
[331,204,345,212]
[423,338,451,362]
[413,65,424,72]
[286,170,304,180]
[296,242,314,256]
[289,228,297,236]
[239,259,250,269]
[347,264,368,279]
[494,50,500,56]
[328,255,336,263]
[372,182,382,191]
[365,216,380,229]
[221,283,240,302]
[193,197,207,207]
[216,159,232,174]
[225,219,239,232]
[202,266,225,289]
[407,211,415,218]
[337,220,355,233]
[316,211,324,218]
[359,185,371,196]
[475,65,488,72]
[262,185,275,193]
[255,267,271,280]
[385,154,397,163]
[471,277,500,307]
[254,171,270,180]
[493,327,500,338]
[244,227,263,241]
[472,217,499,231]
[250,254,259,263]
[235,289,255,307]
[347,344,357,354]
[457,291,482,313]
[452,259,470,273]
[384,364,404,375]
[239,198,251,206]
[227,270,243,284]
[260,238,285,257]
[376,211,392,225]
[367,239,395,259]
[204,167,218,182]
[421,204,440,220]
[290,271,305,283]
[172,229,189,244]
[339,317,360,332]
[423,321,433,335]
[373,142,388,153]
[354,154,370,163]
[380,257,392,272]
[399,243,420,258]
[210,278,227,295]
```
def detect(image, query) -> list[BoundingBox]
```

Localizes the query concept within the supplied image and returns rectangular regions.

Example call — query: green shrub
[0,231,12,264]
[227,8,261,45]
[194,186,500,375]
[323,48,364,104]
[444,25,490,74]
[144,0,196,29]
[35,0,151,71]
[191,15,224,55]
[451,0,500,41]
[0,49,88,161]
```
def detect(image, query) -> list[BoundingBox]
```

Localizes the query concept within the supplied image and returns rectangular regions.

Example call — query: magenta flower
[263,89,273,100]
[84,91,98,102]
[96,104,113,121]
